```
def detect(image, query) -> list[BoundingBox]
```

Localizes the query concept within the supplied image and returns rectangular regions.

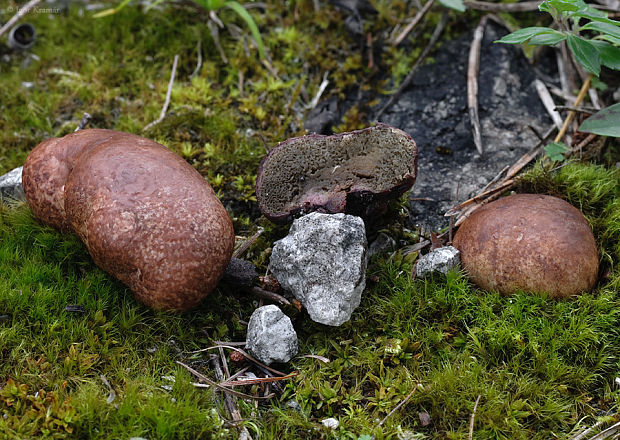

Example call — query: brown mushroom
[255,123,418,224]
[452,194,598,298]
[22,129,234,311]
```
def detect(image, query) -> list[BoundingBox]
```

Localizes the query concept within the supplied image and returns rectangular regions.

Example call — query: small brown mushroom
[23,129,234,311]
[453,194,598,298]
[255,123,418,223]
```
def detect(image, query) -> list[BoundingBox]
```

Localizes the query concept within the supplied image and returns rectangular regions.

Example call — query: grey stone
[269,212,367,326]
[246,305,298,365]
[415,246,460,278]
[222,257,258,287]
[0,166,25,203]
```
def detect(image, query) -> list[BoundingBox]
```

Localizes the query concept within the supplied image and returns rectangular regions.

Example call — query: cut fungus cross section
[256,123,418,223]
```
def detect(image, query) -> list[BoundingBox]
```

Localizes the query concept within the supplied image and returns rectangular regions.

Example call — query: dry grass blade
[222,371,299,387]
[377,384,419,428]
[177,361,275,401]
[467,15,489,155]
[143,55,179,132]
[554,75,592,144]
[535,79,563,130]
[187,345,288,377]
[469,395,482,440]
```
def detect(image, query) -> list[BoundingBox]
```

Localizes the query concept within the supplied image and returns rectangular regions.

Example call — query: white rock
[269,212,367,326]
[246,305,297,365]
[321,417,339,429]
[416,246,460,277]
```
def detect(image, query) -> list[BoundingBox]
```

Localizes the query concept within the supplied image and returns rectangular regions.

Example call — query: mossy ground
[1,1,619,439]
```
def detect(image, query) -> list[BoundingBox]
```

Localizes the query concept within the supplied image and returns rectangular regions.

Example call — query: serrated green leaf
[567,34,600,76]
[579,103,620,137]
[495,27,554,44]
[438,0,466,12]
[590,40,620,70]
[582,21,620,40]
[528,30,567,46]
[544,142,569,161]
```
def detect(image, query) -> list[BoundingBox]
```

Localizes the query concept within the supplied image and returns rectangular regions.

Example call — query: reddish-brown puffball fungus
[255,123,418,224]
[22,129,234,311]
[453,194,598,298]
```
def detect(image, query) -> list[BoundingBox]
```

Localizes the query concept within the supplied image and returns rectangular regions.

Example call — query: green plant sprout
[94,0,265,59]
[496,0,620,160]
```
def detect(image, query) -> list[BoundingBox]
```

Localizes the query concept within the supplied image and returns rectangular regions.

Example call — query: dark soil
[374,22,555,230]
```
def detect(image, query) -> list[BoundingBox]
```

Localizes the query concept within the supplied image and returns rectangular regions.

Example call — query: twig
[74,113,92,132]
[469,395,482,440]
[534,79,563,130]
[555,49,571,97]
[246,286,290,307]
[211,355,253,439]
[455,181,517,226]
[0,0,42,38]
[208,19,228,64]
[222,371,298,387]
[392,0,436,46]
[554,105,598,114]
[233,227,264,258]
[445,179,515,216]
[571,419,609,440]
[467,15,489,155]
[463,0,539,11]
[568,133,598,157]
[376,12,448,119]
[189,39,202,79]
[186,345,288,377]
[479,165,509,194]
[589,422,620,440]
[177,361,275,400]
[377,385,419,428]
[554,74,592,143]
[143,55,179,132]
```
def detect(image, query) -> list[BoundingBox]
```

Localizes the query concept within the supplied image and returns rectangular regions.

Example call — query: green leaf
[438,0,466,12]
[590,40,620,70]
[598,34,620,45]
[528,30,567,46]
[544,142,569,161]
[541,0,579,13]
[495,27,554,44]
[582,21,620,40]
[579,103,620,137]
[224,1,265,59]
[566,34,600,76]
[92,0,133,18]
[571,11,620,26]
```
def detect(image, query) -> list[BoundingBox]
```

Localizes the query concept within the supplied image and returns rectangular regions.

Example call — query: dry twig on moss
[143,55,179,132]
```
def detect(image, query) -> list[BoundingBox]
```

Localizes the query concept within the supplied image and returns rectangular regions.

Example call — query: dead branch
[187,345,288,377]
[467,15,489,155]
[469,395,482,440]
[589,421,620,440]
[392,0,436,46]
[233,227,264,258]
[222,371,298,387]
[0,0,42,38]
[245,286,291,307]
[376,12,448,119]
[143,55,179,132]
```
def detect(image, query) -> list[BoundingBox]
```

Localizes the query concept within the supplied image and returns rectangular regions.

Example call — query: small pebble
[321,418,339,429]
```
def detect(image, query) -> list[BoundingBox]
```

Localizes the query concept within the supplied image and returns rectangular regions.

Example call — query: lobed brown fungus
[22,129,234,311]
[453,194,598,298]
[255,123,418,224]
